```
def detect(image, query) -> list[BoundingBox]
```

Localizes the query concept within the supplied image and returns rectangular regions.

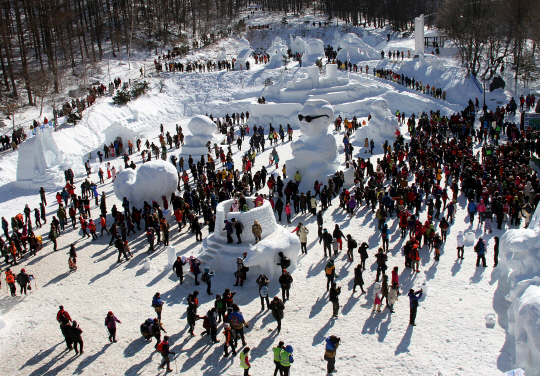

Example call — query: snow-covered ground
[0,9,534,376]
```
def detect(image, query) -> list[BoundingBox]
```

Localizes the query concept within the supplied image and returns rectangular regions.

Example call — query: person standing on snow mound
[288,99,338,191]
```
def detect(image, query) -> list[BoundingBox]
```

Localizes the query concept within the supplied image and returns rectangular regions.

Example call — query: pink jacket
[285,205,292,215]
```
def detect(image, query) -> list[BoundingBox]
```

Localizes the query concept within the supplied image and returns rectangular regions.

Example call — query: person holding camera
[324,335,340,374]
[408,288,423,326]
[329,283,341,318]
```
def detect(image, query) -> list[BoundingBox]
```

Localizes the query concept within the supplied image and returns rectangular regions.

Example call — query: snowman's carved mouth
[297,114,329,122]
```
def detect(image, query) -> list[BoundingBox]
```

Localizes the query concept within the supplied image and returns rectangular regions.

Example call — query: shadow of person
[309,295,328,319]
[395,325,414,355]
[312,318,336,346]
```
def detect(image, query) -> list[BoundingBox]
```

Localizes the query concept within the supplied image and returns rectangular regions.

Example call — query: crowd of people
[2,87,539,374]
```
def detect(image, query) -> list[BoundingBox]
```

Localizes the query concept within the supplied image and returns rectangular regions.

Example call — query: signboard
[524,113,540,129]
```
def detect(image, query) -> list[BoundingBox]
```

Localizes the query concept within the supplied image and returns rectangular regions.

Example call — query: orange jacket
[5,271,15,284]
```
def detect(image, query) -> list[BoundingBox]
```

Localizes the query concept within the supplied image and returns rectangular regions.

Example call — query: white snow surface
[0,9,534,376]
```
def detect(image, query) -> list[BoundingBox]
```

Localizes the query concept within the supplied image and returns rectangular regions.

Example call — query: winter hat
[21,269,25,272]
[224,323,230,328]
[163,336,169,340]
[108,311,113,315]
[285,345,294,353]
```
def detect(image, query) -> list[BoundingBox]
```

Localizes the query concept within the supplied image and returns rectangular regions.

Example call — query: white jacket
[456,231,464,247]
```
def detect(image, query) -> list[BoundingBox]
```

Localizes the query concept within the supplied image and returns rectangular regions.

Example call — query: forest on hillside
[0,0,538,119]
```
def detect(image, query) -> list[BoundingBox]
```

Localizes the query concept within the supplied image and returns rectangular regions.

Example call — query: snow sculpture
[286,99,339,192]
[217,47,227,62]
[500,205,540,286]
[266,36,289,69]
[414,15,425,55]
[506,277,540,375]
[113,160,178,207]
[235,48,253,70]
[291,36,306,56]
[355,98,398,144]
[195,197,300,279]
[182,115,225,156]
[497,205,540,375]
[142,258,154,271]
[167,246,177,266]
[303,39,325,65]
[335,33,378,63]
[15,125,66,190]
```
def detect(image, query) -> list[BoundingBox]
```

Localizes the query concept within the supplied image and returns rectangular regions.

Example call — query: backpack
[201,273,208,283]
[230,314,240,327]
[157,342,164,353]
[281,257,291,269]
[59,312,69,325]
[351,240,358,248]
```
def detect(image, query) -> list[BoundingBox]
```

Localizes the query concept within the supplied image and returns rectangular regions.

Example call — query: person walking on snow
[279,344,294,376]
[239,347,251,376]
[105,311,121,342]
[474,237,487,267]
[158,335,175,372]
[408,288,423,326]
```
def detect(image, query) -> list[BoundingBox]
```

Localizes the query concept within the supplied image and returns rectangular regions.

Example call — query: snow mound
[287,99,339,192]
[355,98,398,144]
[196,197,300,279]
[506,277,540,376]
[113,160,178,207]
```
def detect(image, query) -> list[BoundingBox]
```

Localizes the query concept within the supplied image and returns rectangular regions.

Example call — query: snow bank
[113,160,178,207]
[287,99,339,192]
[354,98,398,144]
[506,277,540,376]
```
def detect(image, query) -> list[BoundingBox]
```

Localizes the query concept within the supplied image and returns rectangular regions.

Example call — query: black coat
[16,272,29,286]
[354,266,364,285]
[69,325,83,342]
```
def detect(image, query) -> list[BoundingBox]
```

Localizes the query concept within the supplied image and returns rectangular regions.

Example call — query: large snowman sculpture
[287,99,339,192]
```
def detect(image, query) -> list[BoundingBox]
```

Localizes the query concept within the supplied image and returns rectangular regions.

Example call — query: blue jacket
[475,241,486,255]
[152,296,163,307]
[382,195,394,207]
[325,337,337,351]
[203,267,215,280]
[468,202,477,213]
[408,290,422,307]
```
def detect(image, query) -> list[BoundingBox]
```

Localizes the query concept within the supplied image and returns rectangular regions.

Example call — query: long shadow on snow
[26,346,73,376]
[312,317,336,346]
[73,343,112,374]
[395,325,414,355]
[469,265,487,284]
[309,293,329,319]
[20,342,62,370]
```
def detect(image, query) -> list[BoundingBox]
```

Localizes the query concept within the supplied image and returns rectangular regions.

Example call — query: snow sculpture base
[195,197,300,279]
[15,125,66,190]
[113,160,178,207]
